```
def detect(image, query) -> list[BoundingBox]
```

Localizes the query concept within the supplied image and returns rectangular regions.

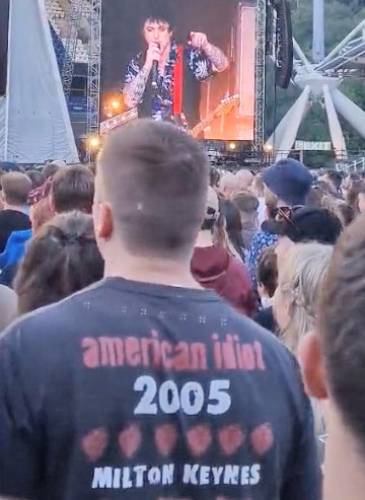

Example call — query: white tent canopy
[0,0,79,163]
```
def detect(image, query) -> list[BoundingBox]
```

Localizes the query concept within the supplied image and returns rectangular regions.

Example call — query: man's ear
[298,330,329,400]
[93,201,113,240]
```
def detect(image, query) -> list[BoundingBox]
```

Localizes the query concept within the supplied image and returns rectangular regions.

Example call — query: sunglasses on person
[272,205,303,224]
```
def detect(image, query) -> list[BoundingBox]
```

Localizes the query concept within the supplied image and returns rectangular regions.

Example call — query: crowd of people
[0,119,365,499]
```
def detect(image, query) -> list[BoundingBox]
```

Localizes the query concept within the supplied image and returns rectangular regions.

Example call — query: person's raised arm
[123,42,161,108]
[190,32,229,73]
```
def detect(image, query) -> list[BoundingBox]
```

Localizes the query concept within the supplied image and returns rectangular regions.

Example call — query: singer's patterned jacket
[123,41,213,122]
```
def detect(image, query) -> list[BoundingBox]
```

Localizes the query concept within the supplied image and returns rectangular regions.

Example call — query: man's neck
[103,248,202,290]
[324,405,365,500]
[195,230,214,248]
[3,203,26,213]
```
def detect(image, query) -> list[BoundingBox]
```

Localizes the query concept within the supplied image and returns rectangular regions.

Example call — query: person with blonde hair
[274,243,334,461]
[300,215,365,499]
[273,242,333,353]
[235,169,253,192]
[219,171,237,199]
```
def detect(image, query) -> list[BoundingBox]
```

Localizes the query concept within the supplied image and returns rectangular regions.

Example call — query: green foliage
[265,0,365,167]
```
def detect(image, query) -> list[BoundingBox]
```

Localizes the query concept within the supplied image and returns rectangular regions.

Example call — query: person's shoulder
[0,210,13,221]
[226,254,250,281]
[185,46,199,56]
[0,280,107,344]
[218,303,295,365]
[128,52,143,66]
[0,284,17,309]
[251,230,277,249]
[185,46,207,64]
[6,228,31,246]
[251,230,266,243]
[250,230,264,245]
[227,253,248,270]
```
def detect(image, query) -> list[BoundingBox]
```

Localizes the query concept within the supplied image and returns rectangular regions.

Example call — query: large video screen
[101,0,258,141]
[0,0,9,96]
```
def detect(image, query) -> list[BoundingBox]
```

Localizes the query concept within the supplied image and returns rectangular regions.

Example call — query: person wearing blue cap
[262,159,313,208]
[247,159,313,288]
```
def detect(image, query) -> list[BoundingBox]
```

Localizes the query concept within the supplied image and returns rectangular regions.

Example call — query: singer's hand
[145,42,161,70]
[189,32,209,51]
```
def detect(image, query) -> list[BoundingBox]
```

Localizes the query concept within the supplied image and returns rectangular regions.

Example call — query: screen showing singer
[101,0,257,140]
[123,11,229,129]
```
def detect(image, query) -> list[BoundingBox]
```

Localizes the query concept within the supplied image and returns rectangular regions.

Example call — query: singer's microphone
[151,60,159,89]
[151,43,160,90]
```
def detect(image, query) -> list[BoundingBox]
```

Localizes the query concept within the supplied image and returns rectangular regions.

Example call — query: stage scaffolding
[254,0,266,148]
[61,0,84,99]
[86,0,102,137]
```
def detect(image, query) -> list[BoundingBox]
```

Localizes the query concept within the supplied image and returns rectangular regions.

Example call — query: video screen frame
[100,0,259,142]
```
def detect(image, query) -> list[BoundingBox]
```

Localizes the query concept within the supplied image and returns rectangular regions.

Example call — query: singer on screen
[123,10,229,129]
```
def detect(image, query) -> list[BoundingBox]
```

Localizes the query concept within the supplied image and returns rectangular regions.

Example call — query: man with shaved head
[0,120,320,499]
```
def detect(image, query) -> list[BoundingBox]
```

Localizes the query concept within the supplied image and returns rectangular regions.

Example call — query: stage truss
[86,0,102,138]
[254,0,267,148]
[61,0,85,99]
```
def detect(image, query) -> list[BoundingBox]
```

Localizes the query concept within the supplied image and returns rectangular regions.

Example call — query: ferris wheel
[266,0,365,162]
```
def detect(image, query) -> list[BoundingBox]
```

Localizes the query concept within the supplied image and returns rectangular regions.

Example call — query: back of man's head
[1,172,32,206]
[219,172,236,199]
[43,160,66,180]
[319,215,365,452]
[96,119,209,259]
[52,165,94,214]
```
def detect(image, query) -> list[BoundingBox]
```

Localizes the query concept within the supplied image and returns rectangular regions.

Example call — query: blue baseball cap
[263,159,313,207]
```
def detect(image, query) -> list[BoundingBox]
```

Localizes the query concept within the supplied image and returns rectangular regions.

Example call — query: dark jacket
[0,229,32,288]
[254,306,278,335]
[0,210,30,253]
[191,246,257,317]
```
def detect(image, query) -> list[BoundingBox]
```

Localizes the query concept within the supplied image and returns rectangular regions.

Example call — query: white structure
[312,0,325,63]
[267,1,365,162]
[0,0,79,163]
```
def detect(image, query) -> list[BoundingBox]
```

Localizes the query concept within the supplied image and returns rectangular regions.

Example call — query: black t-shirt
[0,278,321,500]
[0,209,31,253]
[254,307,278,336]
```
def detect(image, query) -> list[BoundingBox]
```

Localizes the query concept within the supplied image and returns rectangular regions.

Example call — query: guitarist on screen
[123,8,229,130]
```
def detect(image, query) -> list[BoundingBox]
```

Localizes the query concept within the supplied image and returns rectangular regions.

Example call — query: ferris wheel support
[323,84,347,159]
[331,88,365,140]
[265,1,365,162]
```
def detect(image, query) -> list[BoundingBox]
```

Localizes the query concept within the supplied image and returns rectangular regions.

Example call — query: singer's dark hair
[142,3,175,31]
